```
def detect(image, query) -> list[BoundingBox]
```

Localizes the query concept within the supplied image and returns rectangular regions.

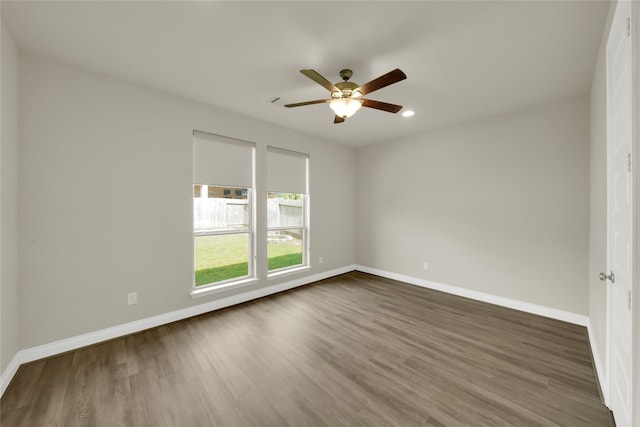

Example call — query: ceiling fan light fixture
[329,97,363,119]
[285,68,406,124]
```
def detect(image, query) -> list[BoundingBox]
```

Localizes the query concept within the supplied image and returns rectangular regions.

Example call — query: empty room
[1,1,638,426]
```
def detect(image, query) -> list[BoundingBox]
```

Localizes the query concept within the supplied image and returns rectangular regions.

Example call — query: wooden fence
[268,198,302,228]
[194,197,302,232]
[194,199,248,232]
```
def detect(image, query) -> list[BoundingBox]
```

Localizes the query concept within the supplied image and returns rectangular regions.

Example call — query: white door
[605,1,635,426]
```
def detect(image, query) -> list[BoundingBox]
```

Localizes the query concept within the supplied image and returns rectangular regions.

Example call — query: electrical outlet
[128,292,137,305]
[423,261,429,270]
[319,257,324,264]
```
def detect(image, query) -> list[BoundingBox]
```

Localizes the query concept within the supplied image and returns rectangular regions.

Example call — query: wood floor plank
[57,358,99,426]
[1,271,614,426]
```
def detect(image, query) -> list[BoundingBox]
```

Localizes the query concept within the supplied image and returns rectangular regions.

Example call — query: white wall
[1,20,20,375]
[356,95,590,315]
[17,52,356,349]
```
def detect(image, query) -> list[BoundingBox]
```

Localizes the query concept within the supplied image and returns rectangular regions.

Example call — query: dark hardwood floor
[1,271,614,426]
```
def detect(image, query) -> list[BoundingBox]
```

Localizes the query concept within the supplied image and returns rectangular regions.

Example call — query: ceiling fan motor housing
[334,81,359,98]
[334,69,360,98]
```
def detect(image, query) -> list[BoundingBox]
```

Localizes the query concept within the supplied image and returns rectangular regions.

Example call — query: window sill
[190,278,258,299]
[267,265,311,281]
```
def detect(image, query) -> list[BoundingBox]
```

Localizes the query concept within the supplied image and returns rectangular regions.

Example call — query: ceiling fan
[285,68,407,124]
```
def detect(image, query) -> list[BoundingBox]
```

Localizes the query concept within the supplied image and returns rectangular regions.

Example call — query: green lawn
[268,252,303,270]
[195,234,302,286]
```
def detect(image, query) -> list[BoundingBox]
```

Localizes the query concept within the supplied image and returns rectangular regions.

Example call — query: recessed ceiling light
[402,110,415,117]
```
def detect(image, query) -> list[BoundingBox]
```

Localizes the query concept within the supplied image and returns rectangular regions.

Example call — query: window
[267,147,309,273]
[193,131,255,289]
[267,192,305,271]
[194,185,251,286]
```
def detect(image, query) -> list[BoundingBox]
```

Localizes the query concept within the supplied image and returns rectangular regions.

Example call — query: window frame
[192,184,256,291]
[191,130,257,298]
[267,192,308,275]
[264,146,310,278]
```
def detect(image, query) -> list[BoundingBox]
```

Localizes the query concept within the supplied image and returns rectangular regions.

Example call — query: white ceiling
[1,1,610,147]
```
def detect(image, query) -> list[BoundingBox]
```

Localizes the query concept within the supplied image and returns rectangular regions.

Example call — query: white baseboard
[0,265,355,397]
[0,352,22,398]
[354,265,589,326]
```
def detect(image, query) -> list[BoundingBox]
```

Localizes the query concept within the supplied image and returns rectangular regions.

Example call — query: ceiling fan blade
[355,69,407,96]
[334,115,345,124]
[361,99,403,113]
[284,99,330,108]
[300,69,341,93]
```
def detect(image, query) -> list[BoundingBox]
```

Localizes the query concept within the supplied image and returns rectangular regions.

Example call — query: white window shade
[193,130,254,187]
[267,146,308,194]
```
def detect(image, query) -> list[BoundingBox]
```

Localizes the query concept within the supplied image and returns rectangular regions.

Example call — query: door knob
[599,271,615,283]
